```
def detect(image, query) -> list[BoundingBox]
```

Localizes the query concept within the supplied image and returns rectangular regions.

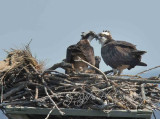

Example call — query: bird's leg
[113,69,118,75]
[118,69,123,76]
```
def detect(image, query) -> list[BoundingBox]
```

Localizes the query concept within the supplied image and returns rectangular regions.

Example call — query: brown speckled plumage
[99,31,147,75]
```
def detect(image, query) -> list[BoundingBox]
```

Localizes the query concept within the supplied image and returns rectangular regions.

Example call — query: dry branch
[3,83,26,100]
[106,95,127,109]
[47,62,72,71]
[141,84,146,104]
[107,76,160,83]
[137,65,160,75]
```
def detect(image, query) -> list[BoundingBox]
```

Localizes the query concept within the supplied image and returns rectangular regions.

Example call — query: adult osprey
[65,31,97,73]
[96,30,147,75]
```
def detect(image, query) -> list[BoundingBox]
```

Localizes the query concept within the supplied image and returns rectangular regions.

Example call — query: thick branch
[47,61,72,70]
[3,83,26,100]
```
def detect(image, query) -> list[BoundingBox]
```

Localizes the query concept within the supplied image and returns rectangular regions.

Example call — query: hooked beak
[95,34,101,41]
[94,34,99,39]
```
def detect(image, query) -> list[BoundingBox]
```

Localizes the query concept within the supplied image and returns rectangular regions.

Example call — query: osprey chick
[66,31,97,73]
[96,30,147,75]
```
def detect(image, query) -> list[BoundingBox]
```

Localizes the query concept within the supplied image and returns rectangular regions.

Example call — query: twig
[141,83,146,104]
[1,82,3,103]
[3,82,26,100]
[42,78,65,115]
[119,74,142,78]
[0,101,34,107]
[107,76,160,83]
[75,57,110,85]
[26,39,32,49]
[34,86,38,99]
[45,107,54,119]
[137,65,160,75]
[84,91,104,105]
[0,61,25,105]
[10,91,29,100]
[123,95,138,109]
[47,61,72,71]
[106,95,127,109]
[44,86,65,115]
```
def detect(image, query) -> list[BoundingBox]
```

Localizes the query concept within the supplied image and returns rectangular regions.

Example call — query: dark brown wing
[66,40,95,65]
[77,40,95,66]
[114,41,136,49]
[101,41,143,69]
[66,44,82,63]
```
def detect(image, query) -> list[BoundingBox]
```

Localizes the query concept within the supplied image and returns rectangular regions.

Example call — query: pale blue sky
[0,1,160,118]
[0,0,160,75]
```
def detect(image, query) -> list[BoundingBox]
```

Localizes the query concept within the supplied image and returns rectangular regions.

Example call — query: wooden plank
[4,106,152,118]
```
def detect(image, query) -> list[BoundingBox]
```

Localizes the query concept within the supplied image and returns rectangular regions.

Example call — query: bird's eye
[99,34,102,37]
[100,34,105,37]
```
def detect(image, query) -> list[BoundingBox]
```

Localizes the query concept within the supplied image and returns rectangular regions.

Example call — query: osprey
[96,30,147,75]
[65,31,97,73]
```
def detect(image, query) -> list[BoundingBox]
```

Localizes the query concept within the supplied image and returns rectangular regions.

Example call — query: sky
[0,0,160,75]
[0,0,160,118]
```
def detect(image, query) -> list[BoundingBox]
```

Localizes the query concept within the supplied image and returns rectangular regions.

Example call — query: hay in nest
[1,45,44,73]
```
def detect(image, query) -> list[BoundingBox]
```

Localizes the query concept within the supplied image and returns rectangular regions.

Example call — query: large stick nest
[0,46,160,114]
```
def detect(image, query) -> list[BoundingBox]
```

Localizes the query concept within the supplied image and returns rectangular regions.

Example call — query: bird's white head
[81,31,97,42]
[101,30,111,36]
[97,30,112,46]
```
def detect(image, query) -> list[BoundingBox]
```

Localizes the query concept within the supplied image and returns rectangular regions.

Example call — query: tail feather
[131,50,147,55]
[137,62,147,66]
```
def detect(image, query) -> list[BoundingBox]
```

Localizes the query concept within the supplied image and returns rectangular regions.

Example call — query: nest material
[10,46,43,69]
[0,47,160,115]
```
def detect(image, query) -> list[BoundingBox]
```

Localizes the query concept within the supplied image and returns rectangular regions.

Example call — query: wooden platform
[3,106,152,119]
